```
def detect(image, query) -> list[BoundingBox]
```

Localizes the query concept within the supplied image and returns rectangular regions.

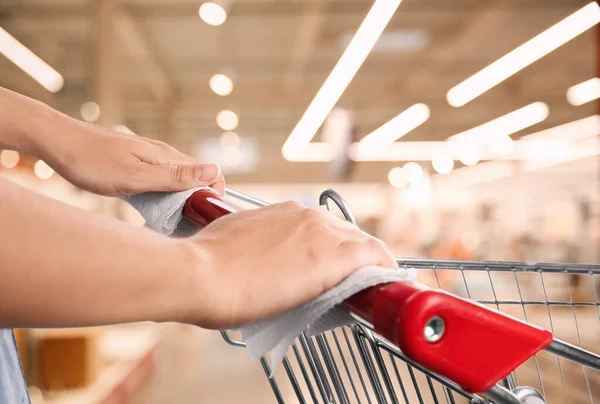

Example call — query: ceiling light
[522,137,599,171]
[402,162,423,184]
[388,167,408,188]
[80,102,101,123]
[0,150,20,168]
[358,103,430,155]
[282,0,403,160]
[446,2,600,107]
[216,110,239,131]
[283,136,595,163]
[340,29,429,54]
[219,131,240,150]
[449,102,548,147]
[210,73,233,96]
[432,154,454,174]
[566,77,600,106]
[433,161,515,188]
[282,143,335,162]
[458,146,480,166]
[521,115,600,141]
[349,141,450,161]
[34,160,54,180]
[0,27,64,93]
[199,2,227,26]
[490,135,514,156]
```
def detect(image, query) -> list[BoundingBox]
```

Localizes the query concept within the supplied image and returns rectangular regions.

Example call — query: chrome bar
[319,188,358,225]
[545,339,600,371]
[281,356,306,404]
[397,258,600,274]
[363,328,399,403]
[220,331,246,348]
[315,333,351,404]
[225,188,269,207]
[353,325,388,403]
[260,357,285,404]
[291,343,319,403]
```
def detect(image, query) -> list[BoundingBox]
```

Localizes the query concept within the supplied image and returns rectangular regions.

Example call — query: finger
[374,236,395,260]
[358,236,397,269]
[337,237,397,275]
[134,163,222,192]
[209,172,226,195]
[309,237,390,293]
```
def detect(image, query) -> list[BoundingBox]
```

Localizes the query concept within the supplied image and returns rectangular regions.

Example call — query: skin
[0,87,397,331]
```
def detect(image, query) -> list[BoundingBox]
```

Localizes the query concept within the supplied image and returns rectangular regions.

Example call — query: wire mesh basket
[239,259,600,404]
[183,188,600,404]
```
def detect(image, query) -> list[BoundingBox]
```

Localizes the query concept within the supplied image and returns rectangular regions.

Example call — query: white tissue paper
[122,189,416,370]
[121,187,208,237]
[240,265,415,370]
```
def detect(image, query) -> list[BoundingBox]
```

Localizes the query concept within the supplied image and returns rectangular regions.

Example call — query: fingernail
[197,164,220,182]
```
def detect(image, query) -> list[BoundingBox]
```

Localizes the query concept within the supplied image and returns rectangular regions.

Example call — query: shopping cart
[182,188,600,404]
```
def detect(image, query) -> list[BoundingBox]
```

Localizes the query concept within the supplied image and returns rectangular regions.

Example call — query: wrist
[27,100,79,164]
[0,88,42,154]
[163,238,214,326]
[0,88,68,159]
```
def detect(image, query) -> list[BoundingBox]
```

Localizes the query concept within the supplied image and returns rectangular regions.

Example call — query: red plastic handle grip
[183,189,553,393]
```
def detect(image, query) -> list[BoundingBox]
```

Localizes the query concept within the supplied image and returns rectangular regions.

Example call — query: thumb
[144,163,221,192]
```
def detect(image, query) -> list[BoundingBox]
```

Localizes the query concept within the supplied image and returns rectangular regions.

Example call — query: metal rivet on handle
[424,316,445,343]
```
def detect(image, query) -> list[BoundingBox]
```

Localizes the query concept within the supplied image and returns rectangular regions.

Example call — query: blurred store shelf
[34,325,160,404]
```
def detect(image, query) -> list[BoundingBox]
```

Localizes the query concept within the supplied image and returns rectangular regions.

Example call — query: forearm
[0,177,204,328]
[0,87,54,156]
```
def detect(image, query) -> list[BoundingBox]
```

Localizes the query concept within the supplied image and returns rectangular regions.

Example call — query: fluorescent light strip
[282,0,402,160]
[566,78,600,106]
[352,140,579,161]
[350,141,448,161]
[0,27,64,93]
[358,103,430,156]
[289,103,554,162]
[434,137,600,189]
[286,116,599,162]
[291,141,571,162]
[522,137,599,171]
[285,141,448,162]
[433,161,516,188]
[447,2,600,107]
[521,115,600,141]
[449,102,548,146]
[291,115,600,162]
[433,117,600,188]
[283,142,336,162]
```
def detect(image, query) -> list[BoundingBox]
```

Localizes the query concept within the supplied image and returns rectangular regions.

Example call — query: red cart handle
[183,188,553,393]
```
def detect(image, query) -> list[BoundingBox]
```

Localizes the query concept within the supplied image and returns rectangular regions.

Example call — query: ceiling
[0,0,597,183]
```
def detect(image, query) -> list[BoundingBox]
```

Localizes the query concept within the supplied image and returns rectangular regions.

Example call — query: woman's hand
[0,87,224,196]
[186,201,397,330]
[41,116,225,196]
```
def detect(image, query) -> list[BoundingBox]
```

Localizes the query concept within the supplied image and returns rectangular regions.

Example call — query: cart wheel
[512,386,545,404]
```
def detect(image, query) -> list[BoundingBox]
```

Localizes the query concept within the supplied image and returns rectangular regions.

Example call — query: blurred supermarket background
[0,0,599,402]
